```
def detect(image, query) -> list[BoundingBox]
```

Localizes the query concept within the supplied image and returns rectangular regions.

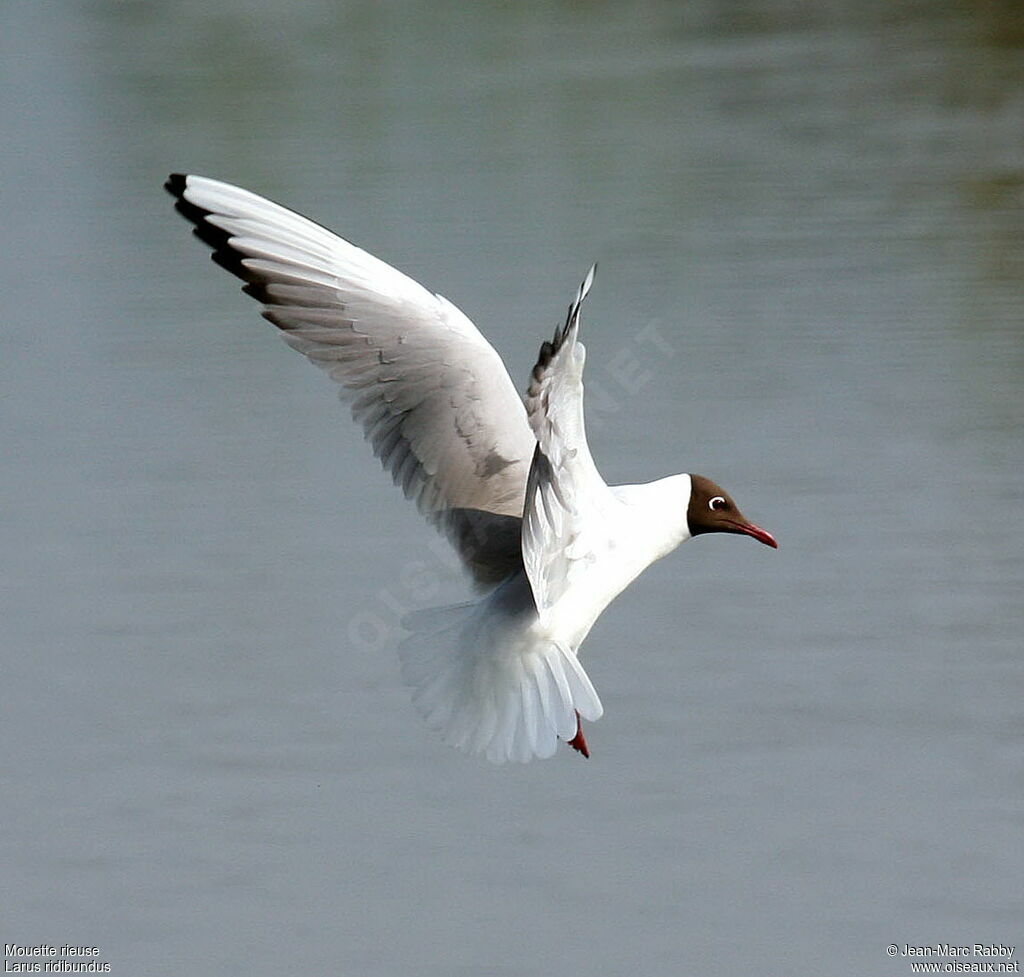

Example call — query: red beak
[727,521,778,549]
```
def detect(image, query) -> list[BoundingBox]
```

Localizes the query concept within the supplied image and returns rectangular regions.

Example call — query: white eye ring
[709,496,727,511]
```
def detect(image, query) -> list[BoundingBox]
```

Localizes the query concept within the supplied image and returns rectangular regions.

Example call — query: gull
[166,174,778,764]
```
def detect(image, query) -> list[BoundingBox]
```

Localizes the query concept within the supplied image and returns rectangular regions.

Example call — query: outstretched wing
[167,174,537,585]
[521,266,614,613]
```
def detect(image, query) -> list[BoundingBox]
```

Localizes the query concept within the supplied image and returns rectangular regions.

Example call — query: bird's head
[686,474,778,548]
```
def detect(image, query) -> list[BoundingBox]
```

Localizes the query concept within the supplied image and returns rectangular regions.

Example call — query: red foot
[567,710,590,758]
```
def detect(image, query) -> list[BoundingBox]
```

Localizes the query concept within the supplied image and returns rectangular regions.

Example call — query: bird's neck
[611,473,693,565]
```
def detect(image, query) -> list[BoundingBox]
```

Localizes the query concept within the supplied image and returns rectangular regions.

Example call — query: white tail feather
[399,599,603,764]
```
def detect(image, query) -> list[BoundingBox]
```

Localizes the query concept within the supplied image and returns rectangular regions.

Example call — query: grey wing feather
[521,266,611,612]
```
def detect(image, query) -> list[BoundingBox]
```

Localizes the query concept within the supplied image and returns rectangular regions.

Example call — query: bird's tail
[399,601,602,764]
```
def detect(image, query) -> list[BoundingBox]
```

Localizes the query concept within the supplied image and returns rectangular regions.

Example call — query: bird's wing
[402,270,611,762]
[167,174,537,586]
[521,266,613,613]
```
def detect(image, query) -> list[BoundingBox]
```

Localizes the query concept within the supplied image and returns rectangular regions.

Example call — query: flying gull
[166,174,778,764]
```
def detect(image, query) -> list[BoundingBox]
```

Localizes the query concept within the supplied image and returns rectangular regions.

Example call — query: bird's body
[167,174,776,764]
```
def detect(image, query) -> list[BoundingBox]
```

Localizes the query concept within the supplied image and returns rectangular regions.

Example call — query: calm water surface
[2,2,1022,975]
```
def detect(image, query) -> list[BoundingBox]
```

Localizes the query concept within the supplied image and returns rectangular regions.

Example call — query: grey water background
[2,1,1022,974]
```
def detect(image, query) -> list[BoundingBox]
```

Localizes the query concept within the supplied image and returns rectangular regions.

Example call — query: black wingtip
[165,173,187,198]
[164,173,252,283]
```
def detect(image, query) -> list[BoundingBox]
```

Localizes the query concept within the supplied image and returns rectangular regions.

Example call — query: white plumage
[167,174,776,763]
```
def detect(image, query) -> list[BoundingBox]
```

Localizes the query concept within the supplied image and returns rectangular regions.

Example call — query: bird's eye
[709,496,728,511]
